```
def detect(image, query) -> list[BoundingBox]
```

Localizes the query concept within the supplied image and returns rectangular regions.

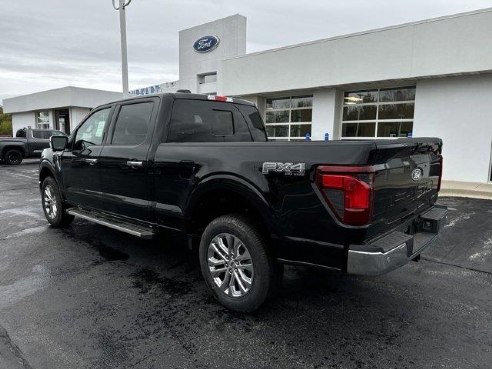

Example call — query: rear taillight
[315,166,375,226]
[437,155,443,191]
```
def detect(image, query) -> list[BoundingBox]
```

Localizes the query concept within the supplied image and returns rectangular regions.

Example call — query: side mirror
[50,135,68,152]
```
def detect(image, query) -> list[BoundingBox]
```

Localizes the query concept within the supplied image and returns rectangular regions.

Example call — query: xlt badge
[262,162,306,176]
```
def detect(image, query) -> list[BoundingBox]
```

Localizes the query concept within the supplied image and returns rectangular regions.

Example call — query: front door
[60,107,113,210]
[30,130,51,156]
[97,98,158,222]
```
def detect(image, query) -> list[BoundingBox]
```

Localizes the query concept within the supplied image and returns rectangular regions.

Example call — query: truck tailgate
[367,138,442,239]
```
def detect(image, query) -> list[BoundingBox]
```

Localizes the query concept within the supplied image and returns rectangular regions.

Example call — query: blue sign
[193,35,220,53]
[129,85,161,96]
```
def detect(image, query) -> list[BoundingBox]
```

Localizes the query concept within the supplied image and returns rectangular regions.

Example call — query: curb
[439,191,492,200]
[439,181,492,200]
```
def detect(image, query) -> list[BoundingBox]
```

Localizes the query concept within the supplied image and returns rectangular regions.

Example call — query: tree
[0,106,13,137]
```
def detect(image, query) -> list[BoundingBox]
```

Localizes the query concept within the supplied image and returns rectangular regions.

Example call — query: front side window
[341,87,415,138]
[111,102,154,146]
[167,100,250,142]
[75,108,111,148]
[51,130,64,137]
[36,111,50,129]
[32,130,45,139]
[265,95,312,141]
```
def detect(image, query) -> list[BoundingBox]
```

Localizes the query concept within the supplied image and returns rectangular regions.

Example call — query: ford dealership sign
[193,35,220,53]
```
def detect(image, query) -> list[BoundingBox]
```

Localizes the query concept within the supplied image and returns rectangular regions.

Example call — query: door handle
[127,161,144,168]
[85,158,98,165]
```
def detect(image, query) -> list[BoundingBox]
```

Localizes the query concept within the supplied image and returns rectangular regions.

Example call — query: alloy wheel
[43,185,58,219]
[207,233,254,297]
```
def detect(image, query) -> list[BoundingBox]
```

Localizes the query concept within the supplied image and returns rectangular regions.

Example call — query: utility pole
[112,0,132,97]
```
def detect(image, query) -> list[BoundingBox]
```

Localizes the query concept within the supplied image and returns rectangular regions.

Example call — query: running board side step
[66,208,155,239]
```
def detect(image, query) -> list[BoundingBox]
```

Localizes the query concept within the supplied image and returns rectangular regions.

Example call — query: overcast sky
[1,0,491,104]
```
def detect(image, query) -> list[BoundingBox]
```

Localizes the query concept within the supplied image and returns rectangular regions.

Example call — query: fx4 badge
[262,162,306,176]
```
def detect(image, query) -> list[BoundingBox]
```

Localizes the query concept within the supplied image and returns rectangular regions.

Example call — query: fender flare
[0,144,26,158]
[185,174,278,236]
[39,161,59,189]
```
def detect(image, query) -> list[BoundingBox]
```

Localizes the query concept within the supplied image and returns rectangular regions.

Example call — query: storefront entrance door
[54,108,71,134]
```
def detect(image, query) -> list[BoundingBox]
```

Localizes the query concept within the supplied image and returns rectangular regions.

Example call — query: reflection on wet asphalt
[0,162,491,369]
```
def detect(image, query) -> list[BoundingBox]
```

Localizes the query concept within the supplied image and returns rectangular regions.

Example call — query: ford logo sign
[411,168,423,181]
[193,35,220,53]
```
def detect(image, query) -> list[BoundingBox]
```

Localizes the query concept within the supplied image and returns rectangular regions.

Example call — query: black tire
[41,177,74,227]
[199,214,277,313]
[4,149,23,165]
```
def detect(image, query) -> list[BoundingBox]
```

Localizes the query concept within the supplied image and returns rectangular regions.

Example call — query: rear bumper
[347,205,447,276]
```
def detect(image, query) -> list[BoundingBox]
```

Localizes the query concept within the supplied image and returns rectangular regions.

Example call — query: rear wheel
[199,214,278,312]
[4,149,23,165]
[41,177,74,227]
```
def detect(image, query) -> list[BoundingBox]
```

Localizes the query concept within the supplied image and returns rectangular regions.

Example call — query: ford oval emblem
[193,35,220,53]
[411,168,423,181]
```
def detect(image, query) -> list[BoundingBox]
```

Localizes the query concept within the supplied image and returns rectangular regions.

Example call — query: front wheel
[4,149,23,165]
[41,177,74,227]
[199,214,278,312]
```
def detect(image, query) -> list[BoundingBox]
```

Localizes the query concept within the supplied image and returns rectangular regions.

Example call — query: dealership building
[4,8,492,184]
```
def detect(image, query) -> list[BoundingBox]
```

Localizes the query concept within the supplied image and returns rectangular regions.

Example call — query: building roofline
[4,86,121,102]
[223,7,492,61]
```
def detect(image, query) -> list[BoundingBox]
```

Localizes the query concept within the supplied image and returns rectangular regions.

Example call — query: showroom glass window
[36,111,50,130]
[264,96,313,141]
[341,87,415,138]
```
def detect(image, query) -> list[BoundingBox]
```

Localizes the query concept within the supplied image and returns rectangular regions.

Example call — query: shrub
[0,107,13,136]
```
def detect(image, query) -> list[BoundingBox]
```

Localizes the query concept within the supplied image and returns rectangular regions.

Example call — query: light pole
[112,0,132,97]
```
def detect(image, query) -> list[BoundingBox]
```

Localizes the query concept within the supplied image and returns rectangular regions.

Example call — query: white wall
[11,112,35,136]
[219,9,492,96]
[311,89,338,141]
[70,107,91,130]
[413,74,492,183]
[179,14,246,93]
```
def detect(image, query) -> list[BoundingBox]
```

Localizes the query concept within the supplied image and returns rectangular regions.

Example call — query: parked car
[0,128,66,165]
[39,93,447,312]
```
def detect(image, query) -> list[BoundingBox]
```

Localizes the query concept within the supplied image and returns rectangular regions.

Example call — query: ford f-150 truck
[0,128,65,165]
[39,93,447,312]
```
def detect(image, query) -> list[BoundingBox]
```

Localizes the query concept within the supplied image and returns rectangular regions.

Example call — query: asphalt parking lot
[0,161,491,369]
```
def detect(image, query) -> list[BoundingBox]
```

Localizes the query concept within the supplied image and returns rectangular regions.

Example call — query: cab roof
[107,92,255,107]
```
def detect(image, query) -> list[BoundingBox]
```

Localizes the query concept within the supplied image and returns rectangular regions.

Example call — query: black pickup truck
[39,93,447,312]
[0,128,65,165]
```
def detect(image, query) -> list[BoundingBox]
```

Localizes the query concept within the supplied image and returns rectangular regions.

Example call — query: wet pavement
[0,162,491,369]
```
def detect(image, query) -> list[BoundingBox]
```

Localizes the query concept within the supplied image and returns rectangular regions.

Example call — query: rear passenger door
[153,99,253,230]
[97,98,158,222]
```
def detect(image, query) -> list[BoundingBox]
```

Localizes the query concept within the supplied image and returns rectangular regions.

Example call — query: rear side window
[111,102,154,146]
[237,105,268,142]
[33,130,61,139]
[167,100,251,142]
